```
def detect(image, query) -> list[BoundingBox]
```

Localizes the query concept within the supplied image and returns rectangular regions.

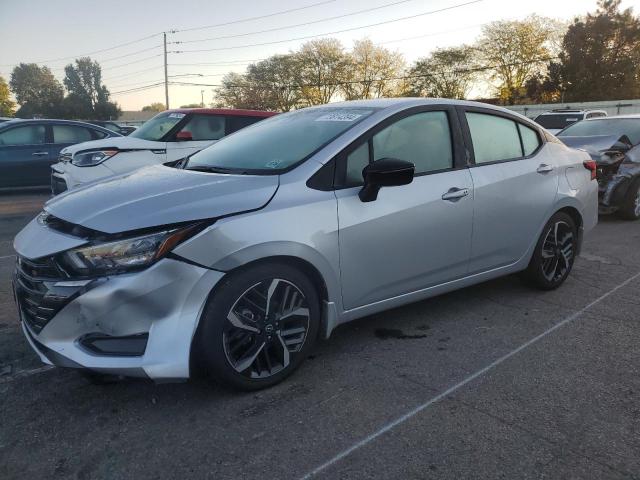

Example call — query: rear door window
[52,125,94,144]
[0,125,46,146]
[518,123,541,156]
[466,112,522,164]
[226,116,267,135]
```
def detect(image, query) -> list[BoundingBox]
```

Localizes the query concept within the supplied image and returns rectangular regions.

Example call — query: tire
[522,212,577,290]
[616,177,640,221]
[196,262,320,391]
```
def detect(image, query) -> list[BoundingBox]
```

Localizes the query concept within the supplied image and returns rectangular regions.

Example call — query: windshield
[558,118,640,145]
[186,107,377,173]
[130,112,185,141]
[534,114,584,130]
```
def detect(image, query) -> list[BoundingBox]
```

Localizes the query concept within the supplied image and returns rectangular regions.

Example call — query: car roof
[0,118,120,135]
[597,114,640,120]
[168,108,277,117]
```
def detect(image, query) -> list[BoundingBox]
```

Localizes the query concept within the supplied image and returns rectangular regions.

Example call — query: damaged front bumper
[14,257,224,381]
[598,163,640,213]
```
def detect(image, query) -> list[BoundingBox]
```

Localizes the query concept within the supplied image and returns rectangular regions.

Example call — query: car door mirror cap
[359,158,415,202]
[176,131,193,142]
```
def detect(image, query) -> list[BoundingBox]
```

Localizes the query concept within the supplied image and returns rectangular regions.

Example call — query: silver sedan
[13,98,598,390]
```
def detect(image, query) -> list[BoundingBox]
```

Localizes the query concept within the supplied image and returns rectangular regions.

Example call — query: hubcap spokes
[223,279,310,379]
[541,221,574,282]
[634,188,640,217]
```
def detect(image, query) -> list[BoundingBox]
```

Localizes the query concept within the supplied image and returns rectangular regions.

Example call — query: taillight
[583,160,597,180]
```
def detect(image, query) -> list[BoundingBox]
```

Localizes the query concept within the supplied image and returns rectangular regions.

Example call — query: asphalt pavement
[1,191,639,480]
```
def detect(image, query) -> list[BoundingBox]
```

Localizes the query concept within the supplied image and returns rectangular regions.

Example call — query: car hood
[558,135,631,155]
[62,136,165,154]
[44,165,279,234]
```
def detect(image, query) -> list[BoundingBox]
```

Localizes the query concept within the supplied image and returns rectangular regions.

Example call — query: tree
[142,102,166,112]
[214,72,257,109]
[553,0,640,101]
[0,76,15,116]
[476,15,564,104]
[63,57,121,119]
[10,63,64,117]
[405,46,478,99]
[179,103,203,108]
[294,39,350,106]
[342,39,405,100]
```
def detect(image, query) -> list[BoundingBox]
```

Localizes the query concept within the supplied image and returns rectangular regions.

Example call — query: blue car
[0,119,120,189]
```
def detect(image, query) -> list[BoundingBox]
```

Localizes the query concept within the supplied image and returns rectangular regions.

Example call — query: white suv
[51,108,275,194]
[534,109,607,135]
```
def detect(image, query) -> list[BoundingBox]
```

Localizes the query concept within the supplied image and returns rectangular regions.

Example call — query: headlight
[71,149,118,167]
[59,225,200,276]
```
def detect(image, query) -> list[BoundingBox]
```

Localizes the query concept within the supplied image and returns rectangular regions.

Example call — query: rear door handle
[537,164,554,173]
[442,187,469,202]
[32,151,48,156]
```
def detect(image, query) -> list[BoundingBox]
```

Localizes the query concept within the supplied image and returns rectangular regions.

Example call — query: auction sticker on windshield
[316,112,370,122]
[168,113,186,119]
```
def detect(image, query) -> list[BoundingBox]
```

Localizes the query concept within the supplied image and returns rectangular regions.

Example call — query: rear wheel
[617,178,640,221]
[522,212,577,290]
[196,262,320,390]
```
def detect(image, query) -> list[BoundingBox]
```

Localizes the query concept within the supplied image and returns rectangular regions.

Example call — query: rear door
[459,107,559,274]
[165,114,227,160]
[0,123,49,187]
[336,106,474,310]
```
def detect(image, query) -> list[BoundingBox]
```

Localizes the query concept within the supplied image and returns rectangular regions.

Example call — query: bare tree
[294,39,350,105]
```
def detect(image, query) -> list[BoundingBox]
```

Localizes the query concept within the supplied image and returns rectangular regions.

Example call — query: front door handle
[442,187,469,202]
[537,163,554,174]
[32,151,48,156]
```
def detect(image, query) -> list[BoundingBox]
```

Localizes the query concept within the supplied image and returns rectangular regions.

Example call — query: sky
[1,0,638,111]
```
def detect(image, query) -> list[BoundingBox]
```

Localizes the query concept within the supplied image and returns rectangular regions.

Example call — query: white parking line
[0,365,54,384]
[0,254,15,261]
[299,270,640,479]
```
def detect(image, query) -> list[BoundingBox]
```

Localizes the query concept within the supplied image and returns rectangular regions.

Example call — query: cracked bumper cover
[18,258,224,380]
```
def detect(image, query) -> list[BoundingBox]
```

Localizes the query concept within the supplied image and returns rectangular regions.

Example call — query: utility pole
[163,32,169,109]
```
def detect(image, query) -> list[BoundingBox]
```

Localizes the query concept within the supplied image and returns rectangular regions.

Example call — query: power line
[101,54,163,71]
[172,0,337,33]
[167,57,558,90]
[110,82,166,95]
[171,0,484,54]
[172,0,421,45]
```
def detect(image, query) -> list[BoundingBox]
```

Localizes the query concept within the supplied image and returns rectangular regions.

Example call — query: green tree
[9,63,64,117]
[179,103,202,108]
[477,15,563,104]
[554,0,640,101]
[142,102,166,112]
[294,39,350,106]
[342,39,405,100]
[405,46,478,99]
[63,57,121,119]
[0,76,15,116]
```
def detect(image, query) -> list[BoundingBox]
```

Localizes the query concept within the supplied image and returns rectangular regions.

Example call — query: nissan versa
[13,99,598,390]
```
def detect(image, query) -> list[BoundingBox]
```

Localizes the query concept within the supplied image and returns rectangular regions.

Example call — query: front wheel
[522,212,577,290]
[617,178,640,221]
[196,262,320,391]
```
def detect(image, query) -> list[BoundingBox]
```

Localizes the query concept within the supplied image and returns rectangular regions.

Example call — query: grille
[14,256,83,334]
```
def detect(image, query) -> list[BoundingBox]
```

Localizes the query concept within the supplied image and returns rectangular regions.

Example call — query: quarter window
[345,111,453,185]
[52,125,93,144]
[518,123,541,156]
[466,112,523,163]
[0,125,46,146]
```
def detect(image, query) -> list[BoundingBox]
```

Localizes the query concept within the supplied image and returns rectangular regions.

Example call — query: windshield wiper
[185,165,250,175]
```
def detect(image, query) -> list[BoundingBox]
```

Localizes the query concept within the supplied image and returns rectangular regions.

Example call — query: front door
[336,108,474,310]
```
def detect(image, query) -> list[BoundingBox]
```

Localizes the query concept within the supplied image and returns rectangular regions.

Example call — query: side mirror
[176,131,193,142]
[359,158,415,202]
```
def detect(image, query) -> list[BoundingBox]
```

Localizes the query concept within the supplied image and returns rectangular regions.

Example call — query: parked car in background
[86,120,137,136]
[0,119,120,189]
[534,109,607,134]
[51,108,277,194]
[14,98,597,390]
[557,115,640,220]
